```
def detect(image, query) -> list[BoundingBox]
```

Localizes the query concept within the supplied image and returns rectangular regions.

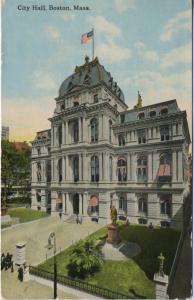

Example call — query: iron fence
[29,265,133,299]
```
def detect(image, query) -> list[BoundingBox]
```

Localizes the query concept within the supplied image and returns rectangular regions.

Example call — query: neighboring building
[31,56,191,229]
[2,126,9,141]
[14,141,30,151]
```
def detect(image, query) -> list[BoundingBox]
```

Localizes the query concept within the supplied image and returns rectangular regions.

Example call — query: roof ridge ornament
[134,91,143,109]
[74,56,99,73]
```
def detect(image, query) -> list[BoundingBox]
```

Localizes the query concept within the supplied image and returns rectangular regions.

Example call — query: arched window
[90,118,98,142]
[37,162,41,182]
[150,110,156,118]
[138,197,147,213]
[159,195,171,216]
[157,153,171,182]
[161,107,168,115]
[58,158,62,182]
[109,156,113,181]
[117,157,127,181]
[58,125,62,146]
[56,192,63,212]
[73,120,79,143]
[91,155,99,182]
[36,190,41,202]
[109,120,112,142]
[138,112,145,120]
[137,154,147,182]
[73,101,79,107]
[73,156,79,182]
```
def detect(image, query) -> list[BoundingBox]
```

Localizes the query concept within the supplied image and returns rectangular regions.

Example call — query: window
[61,104,65,110]
[36,190,41,202]
[160,126,170,141]
[73,156,79,182]
[46,160,51,182]
[73,120,79,143]
[151,128,153,139]
[88,195,99,215]
[118,134,125,146]
[138,197,147,213]
[120,114,125,123]
[137,155,147,182]
[160,195,171,216]
[150,110,156,118]
[37,162,41,182]
[161,107,168,115]
[119,194,127,212]
[137,129,146,144]
[58,125,62,146]
[37,147,41,155]
[91,118,98,142]
[109,120,112,142]
[56,192,63,211]
[91,155,99,182]
[73,102,79,107]
[138,112,145,120]
[58,158,62,182]
[47,147,50,155]
[109,156,113,181]
[117,158,127,181]
[157,153,171,182]
[138,218,147,224]
[94,94,98,103]
[176,124,178,135]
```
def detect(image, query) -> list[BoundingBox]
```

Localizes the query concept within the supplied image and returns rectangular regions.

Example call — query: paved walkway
[1,271,78,299]
[1,216,102,299]
[2,216,102,266]
[102,241,141,260]
[170,233,192,298]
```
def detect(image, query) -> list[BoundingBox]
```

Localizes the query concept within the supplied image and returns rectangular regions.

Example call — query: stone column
[99,154,103,181]
[103,152,108,181]
[127,193,137,223]
[178,151,183,182]
[79,194,82,215]
[113,156,117,181]
[83,193,88,216]
[153,152,159,181]
[62,193,66,214]
[83,153,87,181]
[62,156,65,182]
[66,193,73,214]
[82,117,87,143]
[131,153,137,182]
[62,121,65,144]
[79,117,82,142]
[79,154,82,181]
[172,151,177,182]
[148,153,153,182]
[65,121,68,145]
[127,153,131,181]
[99,115,103,141]
[51,126,54,147]
[154,273,169,299]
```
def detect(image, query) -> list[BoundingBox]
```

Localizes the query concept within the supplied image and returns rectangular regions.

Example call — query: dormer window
[150,110,156,118]
[161,107,168,115]
[138,112,145,120]
[73,102,79,107]
[94,94,98,103]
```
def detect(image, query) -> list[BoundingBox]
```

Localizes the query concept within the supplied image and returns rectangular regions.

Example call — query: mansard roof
[58,56,125,103]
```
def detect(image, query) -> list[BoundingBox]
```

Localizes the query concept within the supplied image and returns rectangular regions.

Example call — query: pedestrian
[59,212,62,219]
[148,222,153,229]
[18,266,23,282]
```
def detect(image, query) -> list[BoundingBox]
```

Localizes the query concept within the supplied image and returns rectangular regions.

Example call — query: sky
[2,0,192,142]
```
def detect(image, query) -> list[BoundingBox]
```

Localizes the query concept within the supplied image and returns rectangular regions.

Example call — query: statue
[158,252,165,276]
[110,206,117,225]
[134,91,143,109]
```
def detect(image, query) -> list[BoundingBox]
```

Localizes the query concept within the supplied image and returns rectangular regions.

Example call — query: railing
[29,266,133,299]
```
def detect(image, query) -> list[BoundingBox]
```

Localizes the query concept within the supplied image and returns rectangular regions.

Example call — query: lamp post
[46,232,57,299]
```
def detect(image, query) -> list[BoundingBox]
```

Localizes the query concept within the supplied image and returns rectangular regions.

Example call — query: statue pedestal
[106,224,121,246]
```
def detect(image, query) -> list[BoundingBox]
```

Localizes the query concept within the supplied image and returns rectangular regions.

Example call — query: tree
[1,141,31,206]
[67,240,104,279]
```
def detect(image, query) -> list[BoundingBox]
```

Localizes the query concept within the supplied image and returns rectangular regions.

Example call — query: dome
[58,56,125,102]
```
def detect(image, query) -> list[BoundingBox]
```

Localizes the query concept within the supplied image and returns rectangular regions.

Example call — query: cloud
[32,71,57,91]
[61,14,75,22]
[114,0,135,12]
[160,9,191,42]
[46,26,61,40]
[122,69,192,132]
[2,97,55,142]
[87,15,120,38]
[161,42,191,68]
[135,42,159,62]
[96,40,131,63]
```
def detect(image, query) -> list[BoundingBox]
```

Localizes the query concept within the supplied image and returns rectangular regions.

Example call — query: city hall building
[31,57,190,229]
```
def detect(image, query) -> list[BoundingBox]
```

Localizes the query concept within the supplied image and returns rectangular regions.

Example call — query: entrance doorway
[73,194,79,214]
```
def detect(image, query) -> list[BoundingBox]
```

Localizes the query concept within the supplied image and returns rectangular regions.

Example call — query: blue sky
[2,0,192,141]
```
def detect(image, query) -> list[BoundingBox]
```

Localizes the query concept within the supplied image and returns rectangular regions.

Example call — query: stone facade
[31,57,190,229]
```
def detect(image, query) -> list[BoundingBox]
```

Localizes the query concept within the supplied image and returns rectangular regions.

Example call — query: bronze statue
[110,206,117,225]
[158,252,165,276]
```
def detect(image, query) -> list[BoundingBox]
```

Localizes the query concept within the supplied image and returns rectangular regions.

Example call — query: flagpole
[92,28,94,60]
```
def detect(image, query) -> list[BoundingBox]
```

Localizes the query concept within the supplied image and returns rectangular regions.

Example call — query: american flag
[81,30,93,44]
